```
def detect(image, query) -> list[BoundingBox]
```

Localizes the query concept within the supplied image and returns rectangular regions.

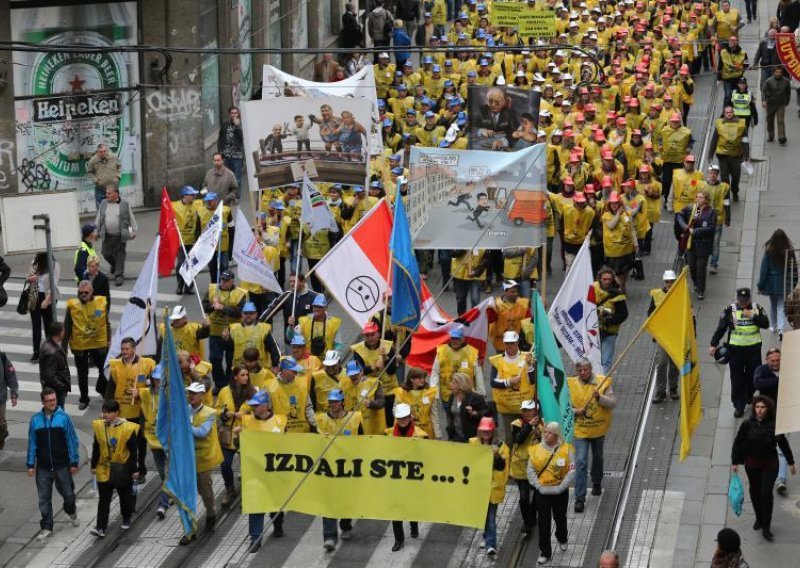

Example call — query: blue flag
[157,318,198,536]
[533,290,574,442]
[389,196,422,329]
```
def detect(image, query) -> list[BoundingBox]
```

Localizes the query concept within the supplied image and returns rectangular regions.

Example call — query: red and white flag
[314,199,394,327]
[158,187,180,276]
[406,294,495,372]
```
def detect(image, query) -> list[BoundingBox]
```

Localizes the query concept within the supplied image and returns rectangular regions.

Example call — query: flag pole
[382,198,397,337]
[175,222,206,318]
[290,221,305,321]
[541,239,548,306]
[595,321,649,390]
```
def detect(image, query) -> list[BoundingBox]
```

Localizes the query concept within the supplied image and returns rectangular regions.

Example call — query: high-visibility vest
[342,376,386,435]
[563,205,596,245]
[207,285,248,336]
[266,376,311,433]
[601,211,635,258]
[469,438,510,504]
[158,322,205,359]
[489,354,534,415]
[138,388,161,449]
[311,369,345,413]
[451,250,486,281]
[568,375,613,439]
[171,199,199,245]
[435,343,478,401]
[66,296,108,351]
[241,413,287,433]
[729,305,762,347]
[731,91,752,118]
[393,386,439,439]
[714,118,746,157]
[716,10,740,41]
[650,288,668,308]
[622,193,651,239]
[352,340,397,395]
[660,125,692,163]
[230,322,273,367]
[73,241,98,282]
[91,419,139,483]
[109,357,156,419]
[192,405,224,472]
[720,49,746,80]
[298,315,341,357]
[510,418,541,480]
[706,182,731,225]
[249,366,277,390]
[316,411,362,436]
[490,298,530,352]
[528,442,572,487]
[672,170,705,213]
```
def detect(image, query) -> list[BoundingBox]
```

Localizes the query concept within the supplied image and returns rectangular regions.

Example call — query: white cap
[537,129,546,137]
[516,70,525,77]
[539,109,552,117]
[503,331,520,343]
[169,305,187,321]
[533,73,545,82]
[503,279,519,290]
[521,400,539,411]
[708,164,720,171]
[379,52,389,59]
[394,403,412,419]
[322,350,341,366]
[563,73,573,81]
[663,270,678,281]
[552,128,564,136]
[187,382,206,393]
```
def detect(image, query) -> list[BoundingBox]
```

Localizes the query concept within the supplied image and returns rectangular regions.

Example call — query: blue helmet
[279,357,304,372]
[345,360,362,376]
[242,301,257,313]
[312,294,327,308]
[203,192,218,202]
[247,390,271,406]
[290,334,306,346]
[327,388,345,402]
[181,185,198,196]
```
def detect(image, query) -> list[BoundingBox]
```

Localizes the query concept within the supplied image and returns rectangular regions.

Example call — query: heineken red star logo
[68,74,86,93]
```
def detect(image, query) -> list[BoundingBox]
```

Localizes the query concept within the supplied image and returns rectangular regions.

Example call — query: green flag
[533,290,574,442]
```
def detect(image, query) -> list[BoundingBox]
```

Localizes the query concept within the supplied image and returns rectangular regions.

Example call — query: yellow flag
[643,268,702,460]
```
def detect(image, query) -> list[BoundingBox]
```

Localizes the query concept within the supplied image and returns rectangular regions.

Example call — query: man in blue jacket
[26,387,81,541]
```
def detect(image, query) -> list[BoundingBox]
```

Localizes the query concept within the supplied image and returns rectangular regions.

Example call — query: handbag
[16,281,33,315]
[218,424,233,448]
[631,256,645,281]
[728,471,744,516]
[105,424,131,488]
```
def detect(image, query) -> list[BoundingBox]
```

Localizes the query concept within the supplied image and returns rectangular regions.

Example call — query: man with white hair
[598,550,620,568]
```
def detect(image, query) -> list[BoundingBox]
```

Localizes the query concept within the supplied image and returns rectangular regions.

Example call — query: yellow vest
[241,413,287,433]
[311,369,345,413]
[594,282,627,335]
[563,205,596,245]
[230,322,273,367]
[622,193,651,239]
[207,285,248,336]
[385,424,429,438]
[266,376,311,433]
[92,419,139,483]
[672,170,704,213]
[716,10,740,41]
[289,354,322,385]
[489,354,535,415]
[183,361,214,406]
[172,199,199,245]
[451,250,486,281]
[469,438,510,504]
[714,118,746,157]
[249,366,277,390]
[650,288,668,308]
[729,307,762,347]
[215,385,254,449]
[66,297,108,351]
[568,376,613,439]
[502,248,536,280]
[316,411,363,436]
[73,241,98,282]
[601,211,635,258]
[528,442,572,486]
[198,204,231,251]
[158,322,205,359]
[192,404,224,472]
[138,388,161,449]
[302,228,331,260]
[490,298,531,352]
[393,386,439,439]
[435,343,478,401]
[637,180,663,224]
[343,376,386,435]
[109,357,156,419]
[510,418,542,480]
[352,340,397,395]
[298,315,342,357]
[706,182,731,224]
[660,125,692,163]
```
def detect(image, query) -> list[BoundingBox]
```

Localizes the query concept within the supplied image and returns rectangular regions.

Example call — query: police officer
[568,359,617,513]
[709,288,769,417]
[510,400,542,534]
[317,388,362,551]
[650,271,680,403]
[297,295,342,357]
[62,280,110,410]
[223,301,280,371]
[203,270,248,392]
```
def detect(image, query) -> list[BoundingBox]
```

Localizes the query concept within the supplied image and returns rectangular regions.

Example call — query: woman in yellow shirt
[601,191,638,291]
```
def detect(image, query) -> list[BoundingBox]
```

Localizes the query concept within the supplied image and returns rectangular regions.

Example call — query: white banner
[232,209,282,294]
[777,329,800,434]
[179,203,223,286]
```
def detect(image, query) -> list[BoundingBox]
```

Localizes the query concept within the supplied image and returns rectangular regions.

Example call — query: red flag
[158,187,180,276]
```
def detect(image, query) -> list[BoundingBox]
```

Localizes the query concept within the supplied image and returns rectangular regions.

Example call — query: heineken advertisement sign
[11,3,141,212]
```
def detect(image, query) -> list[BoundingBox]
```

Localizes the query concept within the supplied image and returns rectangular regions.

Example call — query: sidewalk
[667,3,800,565]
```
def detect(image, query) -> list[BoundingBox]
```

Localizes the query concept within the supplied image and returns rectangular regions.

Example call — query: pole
[541,239,548,306]
[175,220,206,318]
[33,214,58,324]
[290,223,304,320]
[594,320,649,393]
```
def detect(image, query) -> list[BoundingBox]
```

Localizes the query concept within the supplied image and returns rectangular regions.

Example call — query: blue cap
[151,363,163,380]
[290,334,306,346]
[394,70,403,77]
[370,180,383,188]
[467,70,477,77]
[476,30,486,38]
[382,117,393,127]
[181,185,198,196]
[203,192,218,202]
[477,3,486,8]
[389,153,402,161]
[345,360,362,376]
[406,108,416,115]
[424,111,435,119]
[479,58,489,65]
[459,12,469,18]
[444,60,453,66]
[270,200,285,210]
[423,56,433,64]
[444,79,454,87]
[391,166,404,175]
[438,140,449,147]
[242,301,257,313]
[328,388,345,402]
[456,112,468,126]
[377,99,386,107]
[280,357,304,372]
[397,83,408,91]
[403,61,413,67]
[448,98,461,107]
[354,185,365,192]
[432,65,441,72]
[421,97,433,107]
[449,328,465,339]
[247,390,271,406]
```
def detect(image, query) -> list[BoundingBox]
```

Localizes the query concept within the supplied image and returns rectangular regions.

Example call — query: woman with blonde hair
[446,372,489,442]
[84,255,110,307]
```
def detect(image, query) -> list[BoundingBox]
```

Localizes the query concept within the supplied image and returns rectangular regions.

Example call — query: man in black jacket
[753,29,780,89]
[395,0,420,44]
[39,323,71,409]
[341,3,363,48]
[778,0,800,31]
[676,190,717,300]
[752,348,792,494]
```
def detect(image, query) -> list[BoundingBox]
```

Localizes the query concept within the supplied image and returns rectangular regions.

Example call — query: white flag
[104,236,160,374]
[301,174,339,235]
[232,209,282,294]
[548,238,603,372]
[179,202,223,286]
